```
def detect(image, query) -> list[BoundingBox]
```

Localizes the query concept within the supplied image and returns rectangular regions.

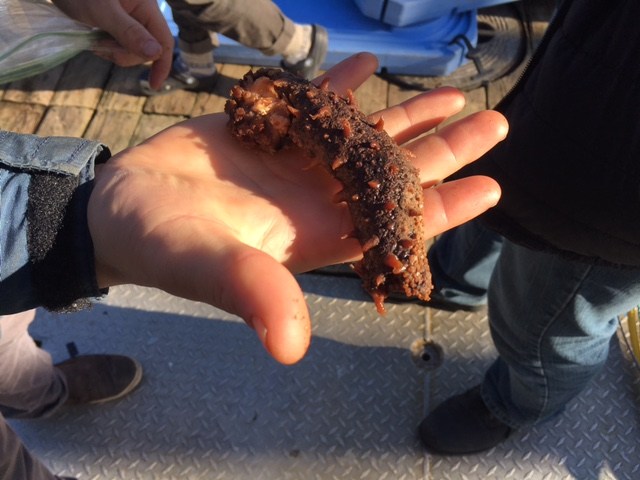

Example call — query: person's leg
[0,311,66,479]
[0,310,142,477]
[137,0,219,95]
[167,0,214,45]
[166,0,218,76]
[0,310,142,415]
[420,239,640,454]
[0,413,60,480]
[169,0,297,56]
[187,0,327,76]
[144,0,326,94]
[483,241,640,428]
[427,219,504,308]
[0,310,66,420]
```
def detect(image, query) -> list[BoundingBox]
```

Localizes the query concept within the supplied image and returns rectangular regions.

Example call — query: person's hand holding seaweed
[52,0,174,89]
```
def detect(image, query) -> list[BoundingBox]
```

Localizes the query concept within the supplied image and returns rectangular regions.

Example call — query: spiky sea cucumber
[224,68,431,313]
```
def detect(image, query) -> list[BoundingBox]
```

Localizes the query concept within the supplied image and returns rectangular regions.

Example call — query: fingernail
[142,40,161,58]
[251,317,268,347]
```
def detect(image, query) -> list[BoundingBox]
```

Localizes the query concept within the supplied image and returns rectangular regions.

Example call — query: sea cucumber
[225,68,431,313]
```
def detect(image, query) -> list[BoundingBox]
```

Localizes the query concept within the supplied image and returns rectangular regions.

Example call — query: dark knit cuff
[27,154,109,312]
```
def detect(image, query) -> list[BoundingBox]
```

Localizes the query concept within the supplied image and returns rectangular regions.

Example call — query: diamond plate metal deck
[9,273,640,479]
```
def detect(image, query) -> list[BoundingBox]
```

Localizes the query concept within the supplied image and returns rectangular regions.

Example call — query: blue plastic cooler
[159,0,517,76]
[353,0,518,27]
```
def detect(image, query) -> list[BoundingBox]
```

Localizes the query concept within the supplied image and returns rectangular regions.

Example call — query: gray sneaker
[139,55,219,95]
[281,24,329,80]
[56,354,143,405]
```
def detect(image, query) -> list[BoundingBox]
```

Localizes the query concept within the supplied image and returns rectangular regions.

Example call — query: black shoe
[281,24,328,80]
[56,354,143,405]
[139,55,218,95]
[419,386,512,455]
[386,288,485,312]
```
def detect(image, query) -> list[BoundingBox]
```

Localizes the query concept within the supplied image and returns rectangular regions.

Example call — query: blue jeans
[429,220,640,429]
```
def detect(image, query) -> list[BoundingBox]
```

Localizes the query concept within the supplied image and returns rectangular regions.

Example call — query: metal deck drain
[411,338,444,370]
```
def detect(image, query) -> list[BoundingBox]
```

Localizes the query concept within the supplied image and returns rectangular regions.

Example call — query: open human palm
[88,53,507,364]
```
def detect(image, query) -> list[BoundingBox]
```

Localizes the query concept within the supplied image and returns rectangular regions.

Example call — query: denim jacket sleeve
[0,130,111,314]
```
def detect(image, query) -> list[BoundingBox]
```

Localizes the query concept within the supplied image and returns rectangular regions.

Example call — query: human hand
[87,53,507,365]
[52,0,173,89]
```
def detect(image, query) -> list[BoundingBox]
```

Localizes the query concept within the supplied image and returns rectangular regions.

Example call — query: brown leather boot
[55,354,143,405]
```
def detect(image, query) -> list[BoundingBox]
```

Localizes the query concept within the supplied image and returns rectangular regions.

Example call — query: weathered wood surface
[36,106,94,137]
[84,110,142,154]
[3,64,64,106]
[98,65,148,113]
[354,74,388,116]
[191,63,255,116]
[0,102,46,134]
[50,53,113,109]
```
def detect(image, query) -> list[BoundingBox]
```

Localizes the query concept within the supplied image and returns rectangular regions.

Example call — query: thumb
[216,246,312,365]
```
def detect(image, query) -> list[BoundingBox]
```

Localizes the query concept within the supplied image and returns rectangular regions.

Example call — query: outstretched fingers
[408,109,509,185]
[422,176,501,238]
[368,88,508,185]
[370,87,467,143]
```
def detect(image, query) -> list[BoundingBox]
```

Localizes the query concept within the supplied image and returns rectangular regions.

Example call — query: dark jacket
[454,0,640,267]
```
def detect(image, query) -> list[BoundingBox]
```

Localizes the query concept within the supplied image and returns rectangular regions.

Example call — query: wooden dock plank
[3,65,65,106]
[98,65,147,113]
[190,63,251,117]
[36,106,94,138]
[355,74,388,115]
[190,92,223,117]
[50,52,113,108]
[0,101,46,134]
[143,89,198,116]
[84,110,142,154]
[387,83,427,113]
